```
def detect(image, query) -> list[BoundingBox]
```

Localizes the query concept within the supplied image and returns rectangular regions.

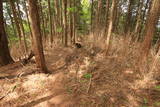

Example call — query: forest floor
[0,37,160,107]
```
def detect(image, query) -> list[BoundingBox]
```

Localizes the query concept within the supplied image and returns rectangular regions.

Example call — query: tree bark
[95,0,102,34]
[112,0,119,32]
[63,0,68,46]
[0,0,14,66]
[69,0,73,44]
[105,0,116,54]
[6,7,17,39]
[141,0,160,58]
[90,0,94,33]
[9,0,22,46]
[16,0,28,54]
[39,0,46,41]
[27,0,49,73]
[23,0,33,39]
[48,0,53,44]
[72,0,76,43]
[124,0,134,34]
[134,0,143,36]
[104,0,110,35]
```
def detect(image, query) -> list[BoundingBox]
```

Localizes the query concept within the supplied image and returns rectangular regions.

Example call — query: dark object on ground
[21,50,35,65]
[27,50,35,61]
[74,43,82,48]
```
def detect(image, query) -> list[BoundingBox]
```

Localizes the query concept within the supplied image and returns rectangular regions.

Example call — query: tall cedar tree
[142,0,160,59]
[63,0,68,46]
[105,0,116,54]
[16,0,28,54]
[9,0,22,46]
[27,0,49,73]
[0,0,14,66]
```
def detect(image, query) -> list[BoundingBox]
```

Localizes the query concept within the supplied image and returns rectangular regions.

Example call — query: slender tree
[27,0,49,73]
[72,0,76,43]
[124,0,134,34]
[16,0,28,54]
[90,0,94,33]
[9,0,22,46]
[69,0,73,44]
[6,6,17,39]
[39,0,46,41]
[48,0,53,44]
[134,0,143,35]
[141,0,160,58]
[112,0,119,32]
[105,0,116,54]
[63,0,68,46]
[23,0,33,39]
[104,0,110,34]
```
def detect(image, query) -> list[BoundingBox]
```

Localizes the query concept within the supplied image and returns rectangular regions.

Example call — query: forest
[0,0,160,106]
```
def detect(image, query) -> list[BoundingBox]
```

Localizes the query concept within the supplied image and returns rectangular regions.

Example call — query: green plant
[154,102,160,107]
[144,98,148,104]
[66,86,73,94]
[83,73,92,79]
[155,85,160,90]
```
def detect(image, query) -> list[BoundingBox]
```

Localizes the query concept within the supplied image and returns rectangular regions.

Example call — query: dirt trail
[1,46,160,107]
[0,47,76,107]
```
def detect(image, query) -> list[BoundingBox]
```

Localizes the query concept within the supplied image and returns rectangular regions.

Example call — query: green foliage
[83,73,92,79]
[154,102,160,107]
[155,85,160,90]
[80,79,87,83]
[140,105,148,107]
[56,27,63,33]
[66,86,73,94]
[67,7,77,13]
[23,21,30,34]
[140,98,148,107]
[143,98,148,104]
[5,25,17,41]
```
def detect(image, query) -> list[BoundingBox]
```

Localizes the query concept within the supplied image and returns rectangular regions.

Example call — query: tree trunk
[27,0,49,73]
[124,0,134,34]
[105,0,116,54]
[90,0,94,33]
[48,0,53,44]
[134,0,143,36]
[139,0,150,36]
[9,0,22,46]
[6,7,17,39]
[141,0,150,26]
[16,0,28,54]
[112,0,119,32]
[39,0,46,41]
[69,0,73,44]
[72,0,76,43]
[104,0,110,35]
[141,0,160,58]
[63,0,68,46]
[0,0,14,66]
[23,0,33,39]
[95,0,102,34]
[54,0,61,27]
